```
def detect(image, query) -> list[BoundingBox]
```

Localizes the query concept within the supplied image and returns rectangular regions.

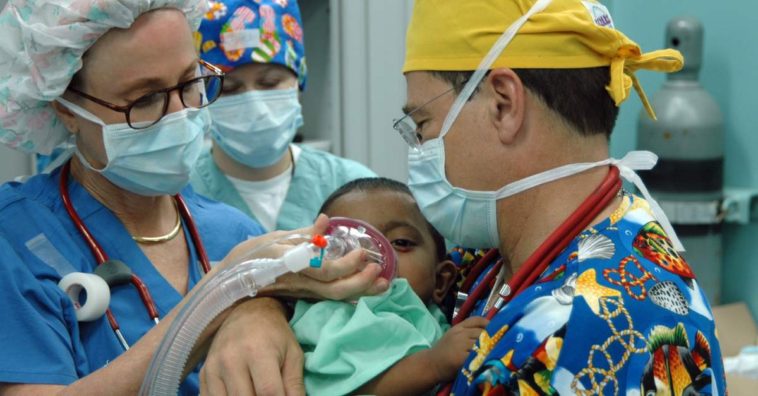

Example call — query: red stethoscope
[59,160,211,351]
[439,166,621,395]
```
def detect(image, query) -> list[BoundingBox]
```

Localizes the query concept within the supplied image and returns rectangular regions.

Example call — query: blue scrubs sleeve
[0,236,84,385]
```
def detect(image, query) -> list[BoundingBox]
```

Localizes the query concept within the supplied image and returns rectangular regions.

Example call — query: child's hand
[428,316,489,383]
[352,317,489,395]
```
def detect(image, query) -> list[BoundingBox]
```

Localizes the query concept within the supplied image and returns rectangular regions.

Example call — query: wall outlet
[722,187,758,225]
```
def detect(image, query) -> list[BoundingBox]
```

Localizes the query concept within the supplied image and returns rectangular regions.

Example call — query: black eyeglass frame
[67,59,225,130]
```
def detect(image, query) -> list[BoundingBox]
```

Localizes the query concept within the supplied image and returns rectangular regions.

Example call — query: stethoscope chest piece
[95,259,133,286]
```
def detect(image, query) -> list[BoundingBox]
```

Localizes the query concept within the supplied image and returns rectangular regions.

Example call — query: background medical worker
[0,0,386,394]
[190,0,376,232]
[398,0,725,394]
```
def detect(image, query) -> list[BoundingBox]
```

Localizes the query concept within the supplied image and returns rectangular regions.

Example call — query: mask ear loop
[436,0,554,141]
[54,97,113,172]
[55,97,108,126]
[611,152,686,252]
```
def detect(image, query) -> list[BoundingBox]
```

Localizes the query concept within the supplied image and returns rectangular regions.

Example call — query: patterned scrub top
[451,193,726,396]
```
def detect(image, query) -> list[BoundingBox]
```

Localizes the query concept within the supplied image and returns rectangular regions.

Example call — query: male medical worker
[396,0,725,394]
[191,0,376,231]
[0,0,386,393]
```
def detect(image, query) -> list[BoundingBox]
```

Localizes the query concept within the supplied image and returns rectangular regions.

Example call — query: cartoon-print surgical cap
[197,0,307,90]
[0,0,208,155]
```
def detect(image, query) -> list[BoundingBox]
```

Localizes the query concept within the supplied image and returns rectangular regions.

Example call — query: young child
[290,177,488,395]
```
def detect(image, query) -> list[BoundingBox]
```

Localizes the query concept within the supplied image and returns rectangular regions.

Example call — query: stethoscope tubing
[59,160,211,350]
[441,166,621,395]
[453,166,621,323]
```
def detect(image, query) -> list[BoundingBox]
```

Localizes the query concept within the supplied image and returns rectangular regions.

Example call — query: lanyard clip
[453,291,469,319]
[492,284,512,312]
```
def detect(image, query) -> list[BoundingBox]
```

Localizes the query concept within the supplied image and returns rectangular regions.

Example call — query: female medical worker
[190,0,376,232]
[0,0,387,394]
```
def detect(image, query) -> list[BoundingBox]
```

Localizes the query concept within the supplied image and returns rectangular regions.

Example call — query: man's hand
[200,298,305,396]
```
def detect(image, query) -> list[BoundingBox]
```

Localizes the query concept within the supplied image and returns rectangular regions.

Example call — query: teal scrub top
[291,278,450,396]
[0,167,265,393]
[190,144,377,231]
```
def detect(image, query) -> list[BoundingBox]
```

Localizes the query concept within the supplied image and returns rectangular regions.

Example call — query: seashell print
[552,272,578,305]
[578,234,616,262]
[649,281,689,315]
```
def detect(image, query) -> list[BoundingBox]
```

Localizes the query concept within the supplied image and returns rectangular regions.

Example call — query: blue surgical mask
[208,88,303,168]
[56,98,209,196]
[409,139,662,248]
[408,139,499,248]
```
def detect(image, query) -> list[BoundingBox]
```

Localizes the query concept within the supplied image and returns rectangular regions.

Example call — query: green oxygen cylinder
[637,17,724,303]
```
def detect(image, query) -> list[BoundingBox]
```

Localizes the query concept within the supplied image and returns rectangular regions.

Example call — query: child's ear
[432,259,458,305]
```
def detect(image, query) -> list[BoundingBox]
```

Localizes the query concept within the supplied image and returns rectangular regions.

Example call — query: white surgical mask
[407,0,684,252]
[209,88,303,168]
[56,98,209,196]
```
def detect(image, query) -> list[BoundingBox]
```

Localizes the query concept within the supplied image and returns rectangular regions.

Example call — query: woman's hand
[258,247,390,300]
[200,297,305,396]
[220,215,390,301]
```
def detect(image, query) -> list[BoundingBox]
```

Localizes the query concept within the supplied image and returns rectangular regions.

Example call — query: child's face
[323,189,444,303]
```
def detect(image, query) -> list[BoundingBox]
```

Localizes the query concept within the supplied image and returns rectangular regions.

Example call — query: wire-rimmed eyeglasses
[392,87,455,151]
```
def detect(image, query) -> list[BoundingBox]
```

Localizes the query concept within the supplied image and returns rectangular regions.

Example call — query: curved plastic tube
[139,240,316,395]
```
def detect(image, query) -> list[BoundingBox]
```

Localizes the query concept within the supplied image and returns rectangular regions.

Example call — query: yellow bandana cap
[403,0,684,119]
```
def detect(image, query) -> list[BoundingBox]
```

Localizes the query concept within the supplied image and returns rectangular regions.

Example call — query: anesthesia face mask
[322,217,398,281]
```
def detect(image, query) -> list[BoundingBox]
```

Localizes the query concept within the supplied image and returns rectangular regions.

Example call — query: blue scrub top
[0,167,265,393]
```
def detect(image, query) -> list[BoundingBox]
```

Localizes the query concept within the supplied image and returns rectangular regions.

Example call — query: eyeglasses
[68,59,225,130]
[392,87,455,151]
